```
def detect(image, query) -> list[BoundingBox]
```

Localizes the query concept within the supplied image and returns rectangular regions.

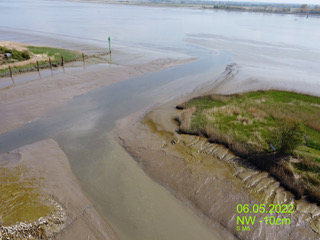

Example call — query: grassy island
[176,91,320,204]
[0,44,83,77]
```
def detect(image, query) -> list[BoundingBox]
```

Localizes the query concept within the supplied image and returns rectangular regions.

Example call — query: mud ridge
[116,100,320,240]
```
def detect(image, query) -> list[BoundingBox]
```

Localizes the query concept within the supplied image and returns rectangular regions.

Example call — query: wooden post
[9,66,14,85]
[49,58,52,69]
[61,56,64,67]
[36,61,40,72]
[82,53,85,63]
[9,66,13,78]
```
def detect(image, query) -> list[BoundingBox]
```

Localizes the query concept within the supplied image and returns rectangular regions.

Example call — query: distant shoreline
[64,0,320,16]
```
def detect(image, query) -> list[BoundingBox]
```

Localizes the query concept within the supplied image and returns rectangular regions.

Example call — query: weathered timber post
[49,58,53,75]
[9,66,14,85]
[9,66,13,78]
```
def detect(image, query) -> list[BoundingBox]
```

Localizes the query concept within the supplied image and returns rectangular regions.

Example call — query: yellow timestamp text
[236,203,294,214]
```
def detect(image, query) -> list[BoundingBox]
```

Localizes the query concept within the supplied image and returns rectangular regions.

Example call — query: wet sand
[0,139,118,239]
[0,38,194,238]
[2,1,320,238]
[0,41,193,134]
[2,16,320,238]
[115,64,320,239]
[187,34,320,98]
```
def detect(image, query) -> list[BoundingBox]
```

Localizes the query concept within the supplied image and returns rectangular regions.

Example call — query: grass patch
[27,46,81,63]
[0,46,83,77]
[0,46,30,63]
[177,90,320,204]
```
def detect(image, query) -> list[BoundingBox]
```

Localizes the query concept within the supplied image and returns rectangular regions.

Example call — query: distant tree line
[301,4,320,14]
[206,3,320,15]
[144,0,320,15]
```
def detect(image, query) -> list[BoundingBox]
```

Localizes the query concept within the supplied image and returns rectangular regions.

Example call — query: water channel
[1,1,320,239]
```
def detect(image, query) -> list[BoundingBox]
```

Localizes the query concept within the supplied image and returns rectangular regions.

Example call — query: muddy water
[63,133,223,240]
[0,50,231,239]
[48,54,227,240]
[1,0,320,239]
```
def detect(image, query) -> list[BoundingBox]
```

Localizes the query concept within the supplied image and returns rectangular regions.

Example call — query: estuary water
[1,0,319,51]
[1,1,320,239]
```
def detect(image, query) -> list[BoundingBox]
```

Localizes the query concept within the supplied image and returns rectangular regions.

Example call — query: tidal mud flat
[2,2,320,238]
[0,40,193,135]
[0,35,195,238]
[116,64,320,239]
[0,139,118,239]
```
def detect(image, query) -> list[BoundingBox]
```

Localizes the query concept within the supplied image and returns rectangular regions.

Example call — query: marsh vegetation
[0,46,30,64]
[176,91,320,203]
[0,45,83,77]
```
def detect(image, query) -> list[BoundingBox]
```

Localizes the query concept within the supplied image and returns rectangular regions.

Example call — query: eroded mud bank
[117,103,320,239]
[116,99,320,240]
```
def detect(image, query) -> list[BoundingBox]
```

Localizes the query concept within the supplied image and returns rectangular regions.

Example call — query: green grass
[0,46,83,77]
[183,91,320,152]
[0,46,31,63]
[177,90,320,203]
[27,46,82,63]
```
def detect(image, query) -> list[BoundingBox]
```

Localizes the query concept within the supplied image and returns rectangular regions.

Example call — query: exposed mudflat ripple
[181,133,320,236]
[121,105,320,239]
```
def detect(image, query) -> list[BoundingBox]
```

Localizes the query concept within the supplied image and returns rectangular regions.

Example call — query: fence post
[9,66,13,78]
[36,61,40,72]
[9,66,14,85]
[61,56,64,67]
[49,58,52,69]
[82,53,85,63]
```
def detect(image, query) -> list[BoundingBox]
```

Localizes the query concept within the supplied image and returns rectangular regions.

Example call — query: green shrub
[271,120,305,155]
[178,91,320,204]
[0,46,30,61]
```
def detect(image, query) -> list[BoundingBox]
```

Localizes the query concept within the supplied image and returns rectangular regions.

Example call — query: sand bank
[0,41,194,134]
[115,64,320,239]
[0,37,195,239]
[0,139,118,239]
